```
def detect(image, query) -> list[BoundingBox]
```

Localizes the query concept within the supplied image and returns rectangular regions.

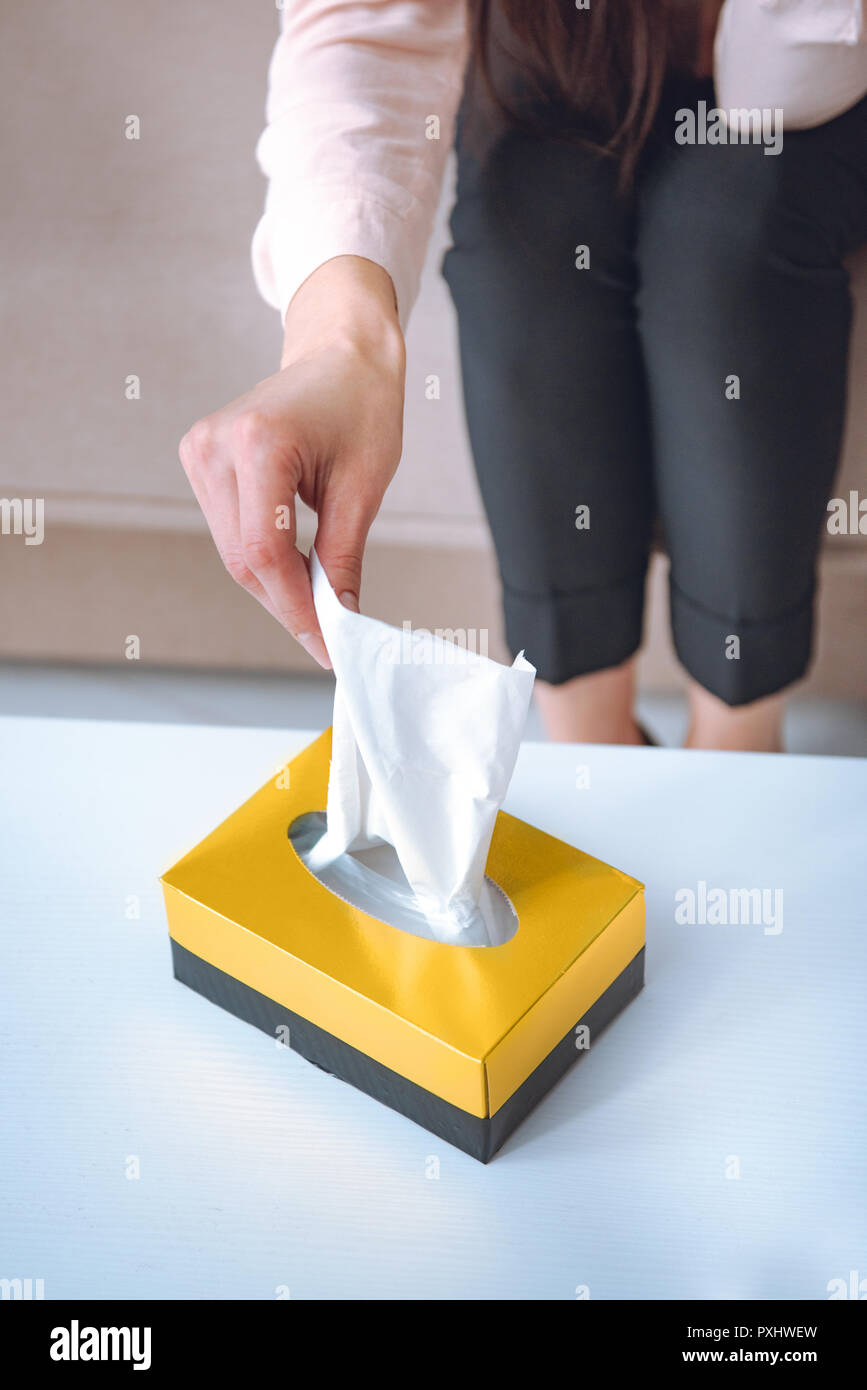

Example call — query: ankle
[685,682,785,753]
[685,724,783,753]
[560,712,646,745]
[535,659,644,744]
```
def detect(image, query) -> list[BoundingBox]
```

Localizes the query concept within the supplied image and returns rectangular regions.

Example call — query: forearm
[254,0,468,331]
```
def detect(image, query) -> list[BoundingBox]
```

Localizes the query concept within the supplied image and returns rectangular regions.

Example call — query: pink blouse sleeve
[251,0,469,330]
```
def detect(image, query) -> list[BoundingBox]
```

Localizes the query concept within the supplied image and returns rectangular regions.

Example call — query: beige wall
[1,0,865,695]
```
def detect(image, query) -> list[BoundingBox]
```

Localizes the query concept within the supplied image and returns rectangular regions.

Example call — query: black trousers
[442,76,867,704]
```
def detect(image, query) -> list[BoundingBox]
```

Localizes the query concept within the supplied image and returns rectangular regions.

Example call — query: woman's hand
[179,256,405,668]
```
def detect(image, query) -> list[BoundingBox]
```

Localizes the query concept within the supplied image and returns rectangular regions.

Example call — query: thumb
[314,490,374,614]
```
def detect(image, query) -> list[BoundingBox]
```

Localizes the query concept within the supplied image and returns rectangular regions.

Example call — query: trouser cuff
[502,572,646,684]
[669,580,814,706]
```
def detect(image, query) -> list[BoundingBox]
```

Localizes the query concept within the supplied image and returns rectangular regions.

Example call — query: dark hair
[469,0,673,187]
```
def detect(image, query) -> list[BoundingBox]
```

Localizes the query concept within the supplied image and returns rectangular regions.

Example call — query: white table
[1,716,865,1300]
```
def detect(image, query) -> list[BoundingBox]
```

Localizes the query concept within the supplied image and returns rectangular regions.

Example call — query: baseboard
[1,523,864,698]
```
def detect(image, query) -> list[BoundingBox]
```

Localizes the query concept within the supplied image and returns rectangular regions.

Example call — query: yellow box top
[164,724,641,1053]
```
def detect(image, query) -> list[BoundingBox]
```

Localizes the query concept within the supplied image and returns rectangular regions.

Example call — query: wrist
[281,255,405,373]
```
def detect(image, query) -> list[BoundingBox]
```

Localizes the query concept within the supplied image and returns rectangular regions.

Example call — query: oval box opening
[288,811,518,947]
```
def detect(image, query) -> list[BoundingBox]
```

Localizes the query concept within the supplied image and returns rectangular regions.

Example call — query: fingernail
[338,591,359,613]
[295,632,332,670]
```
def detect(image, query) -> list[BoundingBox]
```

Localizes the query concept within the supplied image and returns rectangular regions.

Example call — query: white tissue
[308,551,535,941]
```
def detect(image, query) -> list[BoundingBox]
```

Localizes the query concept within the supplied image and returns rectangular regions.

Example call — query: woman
[180,1,867,750]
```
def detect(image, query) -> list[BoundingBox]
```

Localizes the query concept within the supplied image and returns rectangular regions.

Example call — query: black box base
[171,938,645,1162]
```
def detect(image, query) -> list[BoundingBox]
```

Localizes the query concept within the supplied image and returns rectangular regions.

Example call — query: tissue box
[162,730,645,1162]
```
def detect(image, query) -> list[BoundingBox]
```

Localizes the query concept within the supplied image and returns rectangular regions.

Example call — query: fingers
[314,484,376,616]
[179,420,282,625]
[233,417,331,669]
[179,406,379,673]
